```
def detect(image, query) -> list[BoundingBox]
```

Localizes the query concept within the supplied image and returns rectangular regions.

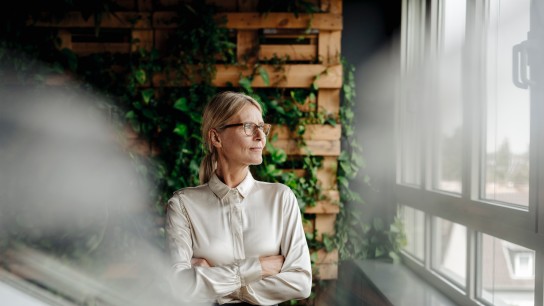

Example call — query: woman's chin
[248,157,263,165]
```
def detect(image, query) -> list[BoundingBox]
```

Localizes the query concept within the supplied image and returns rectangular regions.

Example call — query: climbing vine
[0,1,406,304]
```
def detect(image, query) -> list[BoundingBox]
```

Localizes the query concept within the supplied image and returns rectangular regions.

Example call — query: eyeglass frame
[218,122,272,136]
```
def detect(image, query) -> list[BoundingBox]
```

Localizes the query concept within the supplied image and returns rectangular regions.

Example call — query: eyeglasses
[219,122,272,136]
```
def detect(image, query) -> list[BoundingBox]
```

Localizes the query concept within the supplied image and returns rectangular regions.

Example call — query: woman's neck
[215,164,248,188]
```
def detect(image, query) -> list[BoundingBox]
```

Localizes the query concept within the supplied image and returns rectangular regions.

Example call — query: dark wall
[342,0,401,221]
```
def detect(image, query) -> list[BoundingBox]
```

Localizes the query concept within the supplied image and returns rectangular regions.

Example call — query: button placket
[230,189,245,260]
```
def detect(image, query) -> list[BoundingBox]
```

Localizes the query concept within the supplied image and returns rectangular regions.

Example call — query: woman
[166,91,312,305]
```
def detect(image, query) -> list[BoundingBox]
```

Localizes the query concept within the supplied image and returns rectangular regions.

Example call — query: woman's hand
[191,257,212,268]
[259,255,285,277]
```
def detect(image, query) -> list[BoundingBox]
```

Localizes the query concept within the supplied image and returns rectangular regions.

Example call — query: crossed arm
[166,190,312,305]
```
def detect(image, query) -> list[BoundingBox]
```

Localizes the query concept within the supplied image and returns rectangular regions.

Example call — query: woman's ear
[210,129,222,148]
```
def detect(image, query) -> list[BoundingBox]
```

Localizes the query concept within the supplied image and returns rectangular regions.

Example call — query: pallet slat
[317,156,338,189]
[271,124,341,140]
[318,30,341,64]
[259,44,316,61]
[31,12,342,30]
[216,13,342,30]
[273,139,340,156]
[317,88,341,115]
[313,263,338,280]
[315,213,336,241]
[152,64,342,88]
[305,190,340,213]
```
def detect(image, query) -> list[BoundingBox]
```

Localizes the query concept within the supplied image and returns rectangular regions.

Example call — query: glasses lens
[243,123,271,136]
[243,123,253,136]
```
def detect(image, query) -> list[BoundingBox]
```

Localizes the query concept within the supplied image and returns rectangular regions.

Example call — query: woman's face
[215,104,266,168]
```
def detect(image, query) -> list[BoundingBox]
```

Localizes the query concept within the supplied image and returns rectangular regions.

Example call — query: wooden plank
[314,263,338,280]
[313,249,339,264]
[319,156,338,188]
[132,30,154,52]
[317,88,341,115]
[218,13,342,30]
[122,126,160,156]
[236,0,258,11]
[259,44,316,61]
[58,30,72,50]
[271,124,341,141]
[30,12,152,28]
[330,0,343,14]
[237,30,259,63]
[213,64,342,88]
[315,213,336,241]
[303,218,314,235]
[153,64,342,88]
[71,42,131,55]
[305,191,340,213]
[321,0,343,14]
[273,139,340,156]
[154,29,171,51]
[262,33,318,44]
[31,12,342,30]
[318,30,341,64]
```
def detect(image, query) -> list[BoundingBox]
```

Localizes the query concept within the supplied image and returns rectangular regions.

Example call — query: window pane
[478,233,535,306]
[400,205,425,261]
[432,217,466,288]
[432,0,466,193]
[483,0,531,206]
[399,95,422,186]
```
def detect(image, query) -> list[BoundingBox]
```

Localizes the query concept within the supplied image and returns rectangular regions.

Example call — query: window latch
[512,40,530,89]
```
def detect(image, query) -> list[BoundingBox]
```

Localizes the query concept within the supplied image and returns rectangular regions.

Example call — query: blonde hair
[199,91,263,184]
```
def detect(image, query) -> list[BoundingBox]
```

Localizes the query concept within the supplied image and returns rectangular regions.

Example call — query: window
[482,0,531,207]
[432,217,466,288]
[478,234,534,306]
[400,205,425,261]
[398,0,543,305]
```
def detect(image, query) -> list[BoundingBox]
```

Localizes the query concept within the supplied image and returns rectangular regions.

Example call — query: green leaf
[125,110,136,120]
[134,69,146,85]
[258,66,270,86]
[239,77,252,92]
[173,124,188,137]
[174,97,189,112]
[141,88,155,104]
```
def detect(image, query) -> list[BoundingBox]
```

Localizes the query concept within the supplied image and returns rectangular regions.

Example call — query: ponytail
[199,151,216,184]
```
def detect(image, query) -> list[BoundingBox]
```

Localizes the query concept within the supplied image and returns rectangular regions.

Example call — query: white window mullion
[536,252,544,306]
[424,211,432,270]
[466,228,477,300]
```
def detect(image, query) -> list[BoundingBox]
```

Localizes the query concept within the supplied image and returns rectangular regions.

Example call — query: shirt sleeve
[239,187,312,305]
[165,194,263,303]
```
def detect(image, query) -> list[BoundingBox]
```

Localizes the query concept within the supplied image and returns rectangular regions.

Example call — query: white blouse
[165,171,312,305]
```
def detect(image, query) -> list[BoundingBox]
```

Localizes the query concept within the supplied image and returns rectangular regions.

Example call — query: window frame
[397,0,544,305]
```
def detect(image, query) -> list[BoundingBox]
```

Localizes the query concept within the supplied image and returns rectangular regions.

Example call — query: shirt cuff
[238,257,262,286]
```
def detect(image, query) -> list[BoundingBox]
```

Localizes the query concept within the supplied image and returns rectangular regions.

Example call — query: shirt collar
[208,170,255,200]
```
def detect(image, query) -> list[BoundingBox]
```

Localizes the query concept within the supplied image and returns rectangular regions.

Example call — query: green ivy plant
[0,2,406,303]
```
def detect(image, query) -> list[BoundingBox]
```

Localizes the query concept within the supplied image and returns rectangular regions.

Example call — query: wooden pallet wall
[31,0,343,281]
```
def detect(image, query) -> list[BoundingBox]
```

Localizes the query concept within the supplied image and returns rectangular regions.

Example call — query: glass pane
[399,0,425,187]
[483,0,531,206]
[400,205,425,261]
[399,96,422,186]
[432,217,466,288]
[432,0,466,193]
[478,233,535,306]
